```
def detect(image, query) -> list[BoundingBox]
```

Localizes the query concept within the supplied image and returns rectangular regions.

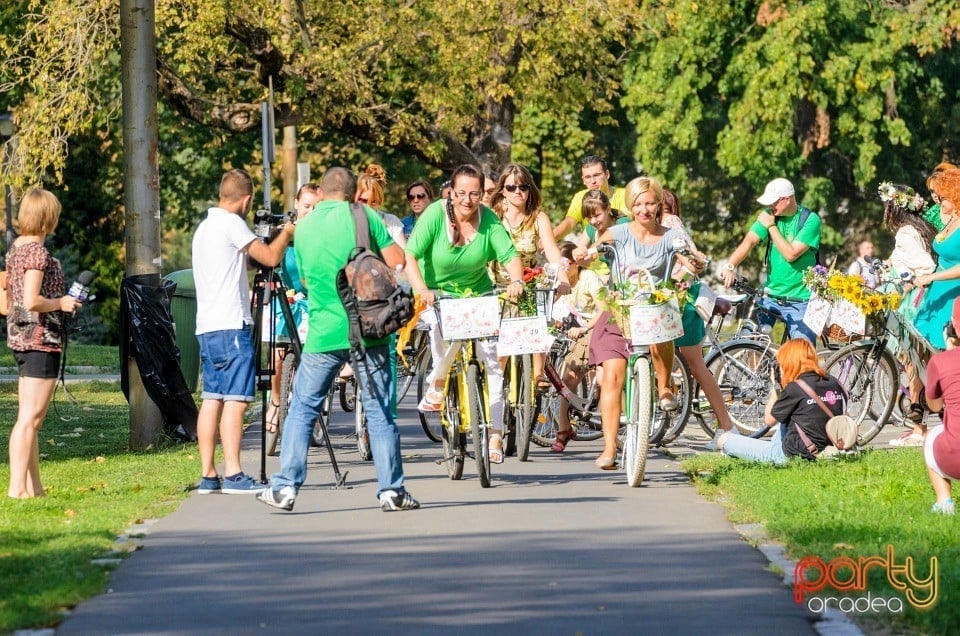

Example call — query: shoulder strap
[795,378,835,418]
[350,202,371,251]
[792,378,826,457]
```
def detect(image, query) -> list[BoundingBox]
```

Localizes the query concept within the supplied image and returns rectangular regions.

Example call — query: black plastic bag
[119,274,198,441]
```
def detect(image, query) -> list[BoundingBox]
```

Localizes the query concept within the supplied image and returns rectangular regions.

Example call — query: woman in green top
[405,164,524,463]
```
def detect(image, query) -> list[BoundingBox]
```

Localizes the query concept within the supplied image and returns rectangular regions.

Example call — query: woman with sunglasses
[405,164,524,463]
[401,179,435,238]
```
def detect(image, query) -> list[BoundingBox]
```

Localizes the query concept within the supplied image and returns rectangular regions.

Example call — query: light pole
[0,113,14,253]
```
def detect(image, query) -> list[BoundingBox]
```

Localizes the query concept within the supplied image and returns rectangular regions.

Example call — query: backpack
[336,203,415,354]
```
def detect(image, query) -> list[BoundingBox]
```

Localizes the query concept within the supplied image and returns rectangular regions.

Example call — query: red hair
[776,338,825,386]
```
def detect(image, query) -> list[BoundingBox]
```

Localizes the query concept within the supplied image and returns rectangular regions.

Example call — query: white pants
[423,309,505,432]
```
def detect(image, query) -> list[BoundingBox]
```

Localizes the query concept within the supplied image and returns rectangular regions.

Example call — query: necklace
[936,215,958,242]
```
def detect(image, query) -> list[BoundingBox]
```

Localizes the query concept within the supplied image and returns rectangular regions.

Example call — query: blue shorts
[198,328,256,401]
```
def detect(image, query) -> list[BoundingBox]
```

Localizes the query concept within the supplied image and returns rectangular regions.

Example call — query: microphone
[68,270,95,302]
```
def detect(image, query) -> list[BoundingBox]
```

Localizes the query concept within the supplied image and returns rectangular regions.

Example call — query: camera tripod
[250,264,348,488]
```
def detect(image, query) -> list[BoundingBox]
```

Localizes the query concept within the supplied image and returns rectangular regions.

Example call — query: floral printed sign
[497,316,555,356]
[437,296,501,341]
[803,294,833,334]
[628,298,684,345]
[829,298,866,335]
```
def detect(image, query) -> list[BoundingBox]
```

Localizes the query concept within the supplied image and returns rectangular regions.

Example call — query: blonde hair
[15,188,62,235]
[356,164,387,209]
[623,176,664,212]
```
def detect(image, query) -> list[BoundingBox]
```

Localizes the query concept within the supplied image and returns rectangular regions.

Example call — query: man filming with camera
[193,169,294,495]
[257,167,420,512]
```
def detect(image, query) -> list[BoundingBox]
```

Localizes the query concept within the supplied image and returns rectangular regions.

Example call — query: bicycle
[433,293,502,487]
[821,278,936,444]
[504,286,556,462]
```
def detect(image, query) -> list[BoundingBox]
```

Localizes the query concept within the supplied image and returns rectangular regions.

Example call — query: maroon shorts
[588,311,631,366]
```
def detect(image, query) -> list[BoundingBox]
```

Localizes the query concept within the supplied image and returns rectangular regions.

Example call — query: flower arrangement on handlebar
[802,264,901,331]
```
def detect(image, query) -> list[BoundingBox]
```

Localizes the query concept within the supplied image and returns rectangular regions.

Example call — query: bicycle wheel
[354,388,372,461]
[397,330,427,401]
[466,362,490,488]
[442,375,465,480]
[703,340,778,437]
[623,355,652,487]
[654,352,693,446]
[268,352,296,456]
[824,341,897,444]
[515,355,536,461]
[339,375,357,412]
[417,358,443,443]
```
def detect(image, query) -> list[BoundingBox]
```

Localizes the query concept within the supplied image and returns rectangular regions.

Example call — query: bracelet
[512,279,524,286]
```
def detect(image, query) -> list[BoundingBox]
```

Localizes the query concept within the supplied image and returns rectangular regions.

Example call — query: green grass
[0,381,197,632]
[0,344,120,372]
[681,450,958,635]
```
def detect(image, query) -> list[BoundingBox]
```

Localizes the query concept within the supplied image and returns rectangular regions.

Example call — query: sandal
[489,433,505,464]
[595,455,617,470]
[905,403,925,424]
[265,401,280,433]
[536,374,553,390]
[550,428,577,453]
[417,388,444,412]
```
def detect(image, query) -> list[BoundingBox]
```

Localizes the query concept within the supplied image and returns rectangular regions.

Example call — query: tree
[622,0,960,266]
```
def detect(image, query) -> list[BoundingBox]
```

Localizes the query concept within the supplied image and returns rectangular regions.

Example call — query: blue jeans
[270,346,405,496]
[756,297,817,343]
[721,422,789,465]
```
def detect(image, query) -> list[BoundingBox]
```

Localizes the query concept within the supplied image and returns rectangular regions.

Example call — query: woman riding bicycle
[587,176,706,469]
[404,164,524,464]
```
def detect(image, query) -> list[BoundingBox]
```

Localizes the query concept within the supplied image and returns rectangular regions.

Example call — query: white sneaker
[257,485,297,511]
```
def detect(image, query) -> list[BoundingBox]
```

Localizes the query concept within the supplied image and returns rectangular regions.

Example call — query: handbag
[794,379,858,457]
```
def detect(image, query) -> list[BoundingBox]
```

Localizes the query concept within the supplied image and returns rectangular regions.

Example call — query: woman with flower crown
[879,182,938,445]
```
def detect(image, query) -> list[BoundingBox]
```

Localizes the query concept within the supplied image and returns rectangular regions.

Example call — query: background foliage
[0,0,958,343]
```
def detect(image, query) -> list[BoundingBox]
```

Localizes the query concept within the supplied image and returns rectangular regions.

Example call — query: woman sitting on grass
[718,338,853,465]
[922,296,960,515]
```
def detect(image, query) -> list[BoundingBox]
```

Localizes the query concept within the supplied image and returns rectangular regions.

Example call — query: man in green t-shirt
[257,167,420,513]
[721,178,820,342]
[553,155,628,240]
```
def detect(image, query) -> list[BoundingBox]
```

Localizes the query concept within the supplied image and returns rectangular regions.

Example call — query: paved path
[54,390,835,636]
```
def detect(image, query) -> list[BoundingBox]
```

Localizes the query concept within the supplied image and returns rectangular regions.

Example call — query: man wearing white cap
[721,177,820,342]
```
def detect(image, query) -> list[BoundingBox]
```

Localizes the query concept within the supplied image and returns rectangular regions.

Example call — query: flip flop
[417,389,444,412]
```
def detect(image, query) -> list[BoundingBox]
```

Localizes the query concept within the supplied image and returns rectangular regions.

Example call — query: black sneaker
[257,485,297,511]
[379,489,420,511]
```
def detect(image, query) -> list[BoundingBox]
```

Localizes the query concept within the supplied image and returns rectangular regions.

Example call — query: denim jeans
[271,346,405,496]
[756,297,817,343]
[721,422,789,465]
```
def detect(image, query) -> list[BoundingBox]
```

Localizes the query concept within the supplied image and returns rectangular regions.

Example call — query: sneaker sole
[196,488,221,494]
[222,486,266,495]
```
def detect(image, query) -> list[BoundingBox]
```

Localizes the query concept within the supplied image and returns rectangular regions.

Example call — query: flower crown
[878,181,925,212]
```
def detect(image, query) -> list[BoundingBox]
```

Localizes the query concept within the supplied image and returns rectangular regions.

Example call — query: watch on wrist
[512,279,524,286]
[723,263,735,272]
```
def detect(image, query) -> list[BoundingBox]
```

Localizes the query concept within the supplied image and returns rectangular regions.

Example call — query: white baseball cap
[757,178,795,206]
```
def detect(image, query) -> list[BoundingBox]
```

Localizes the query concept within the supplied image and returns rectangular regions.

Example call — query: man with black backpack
[257,167,420,512]
[721,177,821,343]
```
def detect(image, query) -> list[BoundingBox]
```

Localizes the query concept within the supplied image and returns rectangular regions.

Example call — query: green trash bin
[165,269,200,392]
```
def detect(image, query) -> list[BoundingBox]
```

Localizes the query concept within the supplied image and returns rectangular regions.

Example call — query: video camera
[253,208,290,241]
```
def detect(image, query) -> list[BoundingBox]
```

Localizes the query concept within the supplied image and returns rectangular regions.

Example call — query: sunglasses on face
[504,184,531,193]
[407,192,427,201]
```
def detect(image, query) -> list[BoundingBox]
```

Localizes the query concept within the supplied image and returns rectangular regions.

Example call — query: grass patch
[0,344,120,373]
[682,450,958,635]
[0,381,197,631]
